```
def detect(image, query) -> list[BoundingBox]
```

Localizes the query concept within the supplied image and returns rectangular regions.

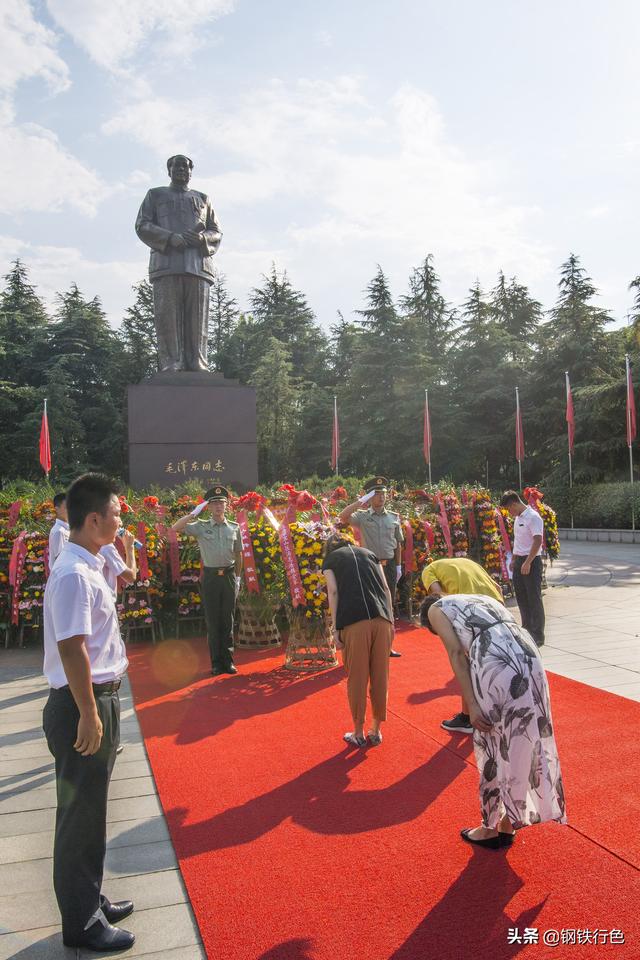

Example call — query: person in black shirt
[322,534,394,747]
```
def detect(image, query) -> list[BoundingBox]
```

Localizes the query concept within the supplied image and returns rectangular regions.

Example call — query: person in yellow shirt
[421,557,504,735]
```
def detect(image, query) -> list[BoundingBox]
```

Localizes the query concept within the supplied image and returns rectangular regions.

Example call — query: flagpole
[515,387,522,490]
[626,355,635,531]
[333,395,339,477]
[425,389,432,486]
[44,399,48,479]
[566,372,574,529]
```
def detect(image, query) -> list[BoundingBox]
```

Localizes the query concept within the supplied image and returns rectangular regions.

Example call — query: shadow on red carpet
[127,623,639,960]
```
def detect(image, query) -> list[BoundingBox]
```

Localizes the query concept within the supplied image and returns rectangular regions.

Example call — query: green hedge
[539,481,640,529]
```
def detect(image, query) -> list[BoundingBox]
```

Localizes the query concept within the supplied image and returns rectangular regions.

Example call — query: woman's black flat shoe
[460,828,500,850]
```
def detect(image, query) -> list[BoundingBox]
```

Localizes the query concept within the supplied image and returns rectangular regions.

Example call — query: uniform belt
[205,565,235,576]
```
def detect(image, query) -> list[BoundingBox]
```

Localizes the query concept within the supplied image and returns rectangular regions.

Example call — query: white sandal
[343,732,367,747]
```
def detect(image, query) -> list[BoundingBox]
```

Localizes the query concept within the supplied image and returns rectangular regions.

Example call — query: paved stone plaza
[1,541,638,959]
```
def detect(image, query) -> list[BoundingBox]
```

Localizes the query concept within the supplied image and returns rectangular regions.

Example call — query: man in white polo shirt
[500,490,545,647]
[42,474,135,952]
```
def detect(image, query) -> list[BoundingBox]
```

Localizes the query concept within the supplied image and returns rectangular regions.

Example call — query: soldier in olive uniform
[338,477,404,657]
[172,486,242,675]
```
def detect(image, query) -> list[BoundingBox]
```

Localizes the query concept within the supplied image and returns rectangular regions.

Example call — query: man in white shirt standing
[48,493,69,567]
[42,474,135,952]
[500,490,545,647]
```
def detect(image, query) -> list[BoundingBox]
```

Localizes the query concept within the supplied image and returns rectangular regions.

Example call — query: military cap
[363,476,389,493]
[204,485,230,502]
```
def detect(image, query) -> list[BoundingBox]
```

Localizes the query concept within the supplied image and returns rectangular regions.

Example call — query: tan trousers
[341,617,393,725]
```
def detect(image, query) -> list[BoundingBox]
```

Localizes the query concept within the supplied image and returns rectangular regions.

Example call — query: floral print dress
[436,594,567,830]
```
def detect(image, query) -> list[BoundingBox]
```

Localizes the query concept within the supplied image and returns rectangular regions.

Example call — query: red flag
[330,397,340,470]
[39,400,51,476]
[627,355,637,446]
[423,390,432,464]
[515,388,525,463]
[565,371,575,454]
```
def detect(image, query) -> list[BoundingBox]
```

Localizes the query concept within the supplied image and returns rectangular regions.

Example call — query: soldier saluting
[338,477,404,657]
[173,486,242,675]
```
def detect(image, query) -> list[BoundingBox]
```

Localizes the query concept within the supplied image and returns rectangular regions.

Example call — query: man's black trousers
[381,560,397,606]
[42,686,119,941]
[201,566,235,670]
[512,554,545,646]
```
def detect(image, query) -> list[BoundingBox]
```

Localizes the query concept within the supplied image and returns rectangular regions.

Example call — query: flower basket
[284,609,337,671]
[236,599,281,648]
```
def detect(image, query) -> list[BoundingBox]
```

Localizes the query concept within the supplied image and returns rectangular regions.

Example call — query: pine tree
[250,265,329,384]
[0,262,51,480]
[0,260,49,384]
[45,286,126,478]
[400,255,454,356]
[220,313,260,384]
[532,254,620,482]
[208,271,239,374]
[293,386,335,479]
[250,338,301,482]
[329,311,362,387]
[119,280,158,382]
[627,275,640,352]
[448,281,518,483]
[490,271,542,363]
[343,266,425,477]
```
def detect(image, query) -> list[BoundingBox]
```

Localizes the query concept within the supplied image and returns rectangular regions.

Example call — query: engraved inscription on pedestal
[128,371,258,491]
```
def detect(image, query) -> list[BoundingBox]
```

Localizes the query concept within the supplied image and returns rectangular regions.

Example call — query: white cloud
[0,234,142,323]
[315,30,333,48]
[585,204,610,219]
[0,0,69,94]
[0,2,108,217]
[0,102,106,215]
[45,0,235,72]
[104,77,550,299]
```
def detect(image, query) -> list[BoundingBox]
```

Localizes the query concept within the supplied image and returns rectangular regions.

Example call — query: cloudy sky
[2,0,640,329]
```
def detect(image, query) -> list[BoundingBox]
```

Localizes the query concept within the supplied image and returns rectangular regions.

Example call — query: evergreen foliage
[0,253,636,488]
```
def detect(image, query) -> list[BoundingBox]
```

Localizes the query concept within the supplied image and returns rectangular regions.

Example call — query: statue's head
[167,154,193,187]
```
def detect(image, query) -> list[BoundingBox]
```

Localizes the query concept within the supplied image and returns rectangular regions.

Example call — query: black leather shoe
[212,667,224,675]
[389,650,402,658]
[101,896,134,923]
[225,664,238,674]
[64,919,135,951]
[460,828,499,850]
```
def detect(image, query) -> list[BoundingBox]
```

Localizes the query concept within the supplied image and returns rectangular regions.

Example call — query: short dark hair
[323,532,352,560]
[66,473,119,531]
[166,154,193,173]
[420,594,441,627]
[52,493,66,509]
[500,490,523,508]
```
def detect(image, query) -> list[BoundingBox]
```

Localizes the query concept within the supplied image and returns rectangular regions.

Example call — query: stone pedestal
[128,370,258,491]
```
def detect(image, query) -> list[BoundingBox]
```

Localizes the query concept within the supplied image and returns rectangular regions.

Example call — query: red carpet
[127,624,640,960]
